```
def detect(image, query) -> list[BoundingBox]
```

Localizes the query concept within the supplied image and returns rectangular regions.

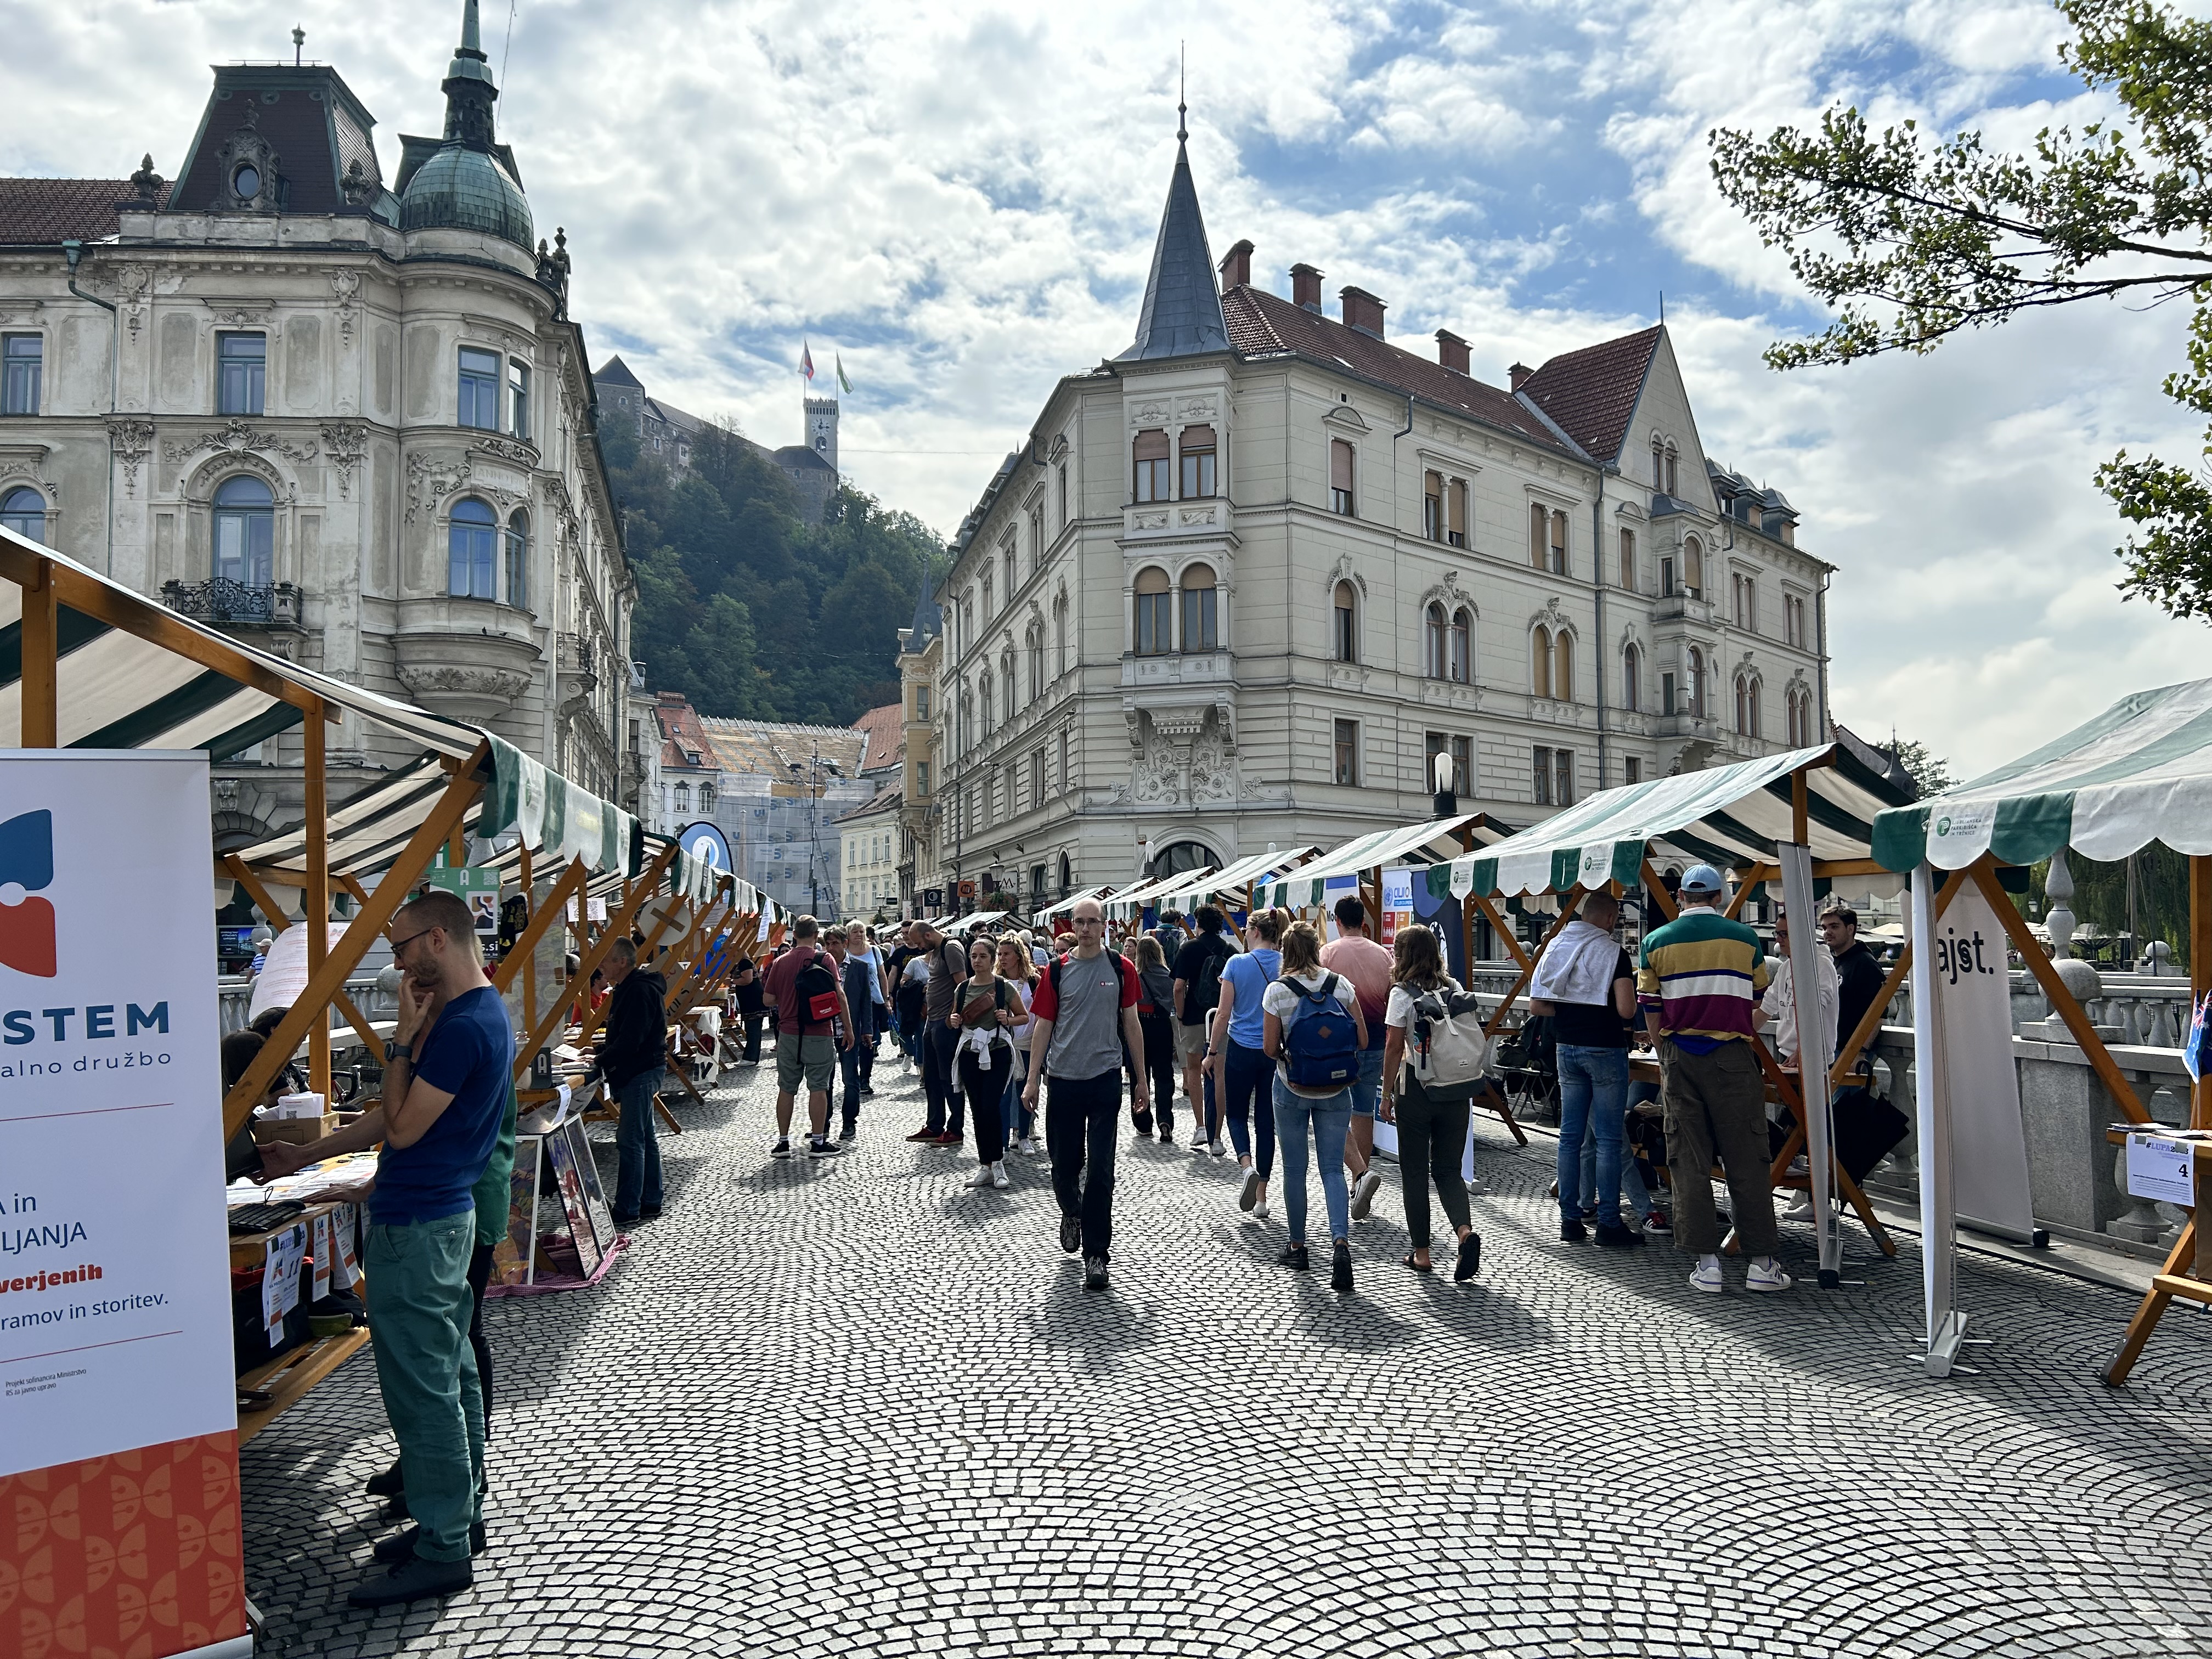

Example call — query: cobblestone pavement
[241,1054,2212,1658]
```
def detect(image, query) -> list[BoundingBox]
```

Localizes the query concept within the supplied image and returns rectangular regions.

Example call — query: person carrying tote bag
[1380,924,1481,1282]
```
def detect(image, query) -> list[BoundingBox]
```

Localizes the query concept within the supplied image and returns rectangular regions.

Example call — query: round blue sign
[678,819,732,872]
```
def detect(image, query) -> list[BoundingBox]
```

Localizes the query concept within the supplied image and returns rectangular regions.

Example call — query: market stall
[1144,846,1321,923]
[1869,678,2211,1381]
[1033,884,1118,926]
[1105,867,1217,922]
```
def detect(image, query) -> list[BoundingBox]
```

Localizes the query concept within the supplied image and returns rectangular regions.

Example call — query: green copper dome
[399,144,532,250]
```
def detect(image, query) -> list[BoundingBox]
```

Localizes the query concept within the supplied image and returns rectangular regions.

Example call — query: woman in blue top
[1206,909,1283,1221]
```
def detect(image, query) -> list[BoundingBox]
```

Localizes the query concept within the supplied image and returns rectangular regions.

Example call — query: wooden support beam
[1469,890,1533,972]
[223,854,293,934]
[303,697,331,1102]
[490,856,587,995]
[1826,866,1969,1088]
[2104,1213,2200,1386]
[1639,860,1678,922]
[579,885,687,1048]
[1971,860,2149,1126]
[1724,865,1772,920]
[519,841,537,1047]
[223,743,489,1139]
[1792,771,1810,845]
[512,841,677,1079]
[20,558,57,747]
[1483,886,1585,1036]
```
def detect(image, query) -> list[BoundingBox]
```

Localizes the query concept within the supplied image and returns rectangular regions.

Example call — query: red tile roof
[1221,286,1573,455]
[1516,325,1663,465]
[0,178,169,246]
[653,693,718,770]
[851,701,903,772]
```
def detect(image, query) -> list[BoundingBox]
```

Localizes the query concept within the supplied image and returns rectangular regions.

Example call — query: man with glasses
[262,888,511,1605]
[1022,898,1147,1291]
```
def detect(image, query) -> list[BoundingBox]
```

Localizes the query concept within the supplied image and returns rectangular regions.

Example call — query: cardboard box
[270,1091,328,1121]
[254,1113,337,1147]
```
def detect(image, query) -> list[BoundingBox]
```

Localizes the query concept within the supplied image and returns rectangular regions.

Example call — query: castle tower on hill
[805,394,839,475]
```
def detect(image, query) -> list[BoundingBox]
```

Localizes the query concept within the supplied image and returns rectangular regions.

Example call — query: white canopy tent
[1254,814,1513,910]
[1144,847,1321,914]
[1106,867,1216,921]
[1033,884,1116,926]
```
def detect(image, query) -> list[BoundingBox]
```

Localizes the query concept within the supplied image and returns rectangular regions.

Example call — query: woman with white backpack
[1380,924,1483,1281]
[1261,921,1367,1294]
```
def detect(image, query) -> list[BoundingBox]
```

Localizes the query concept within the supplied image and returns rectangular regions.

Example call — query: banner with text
[0,751,245,1656]
[1921,879,2036,1242]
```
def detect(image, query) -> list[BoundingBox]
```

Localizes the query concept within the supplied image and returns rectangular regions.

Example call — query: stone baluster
[2046,848,2077,958]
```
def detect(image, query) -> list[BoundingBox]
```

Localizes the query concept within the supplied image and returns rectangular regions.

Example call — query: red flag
[800,341,815,380]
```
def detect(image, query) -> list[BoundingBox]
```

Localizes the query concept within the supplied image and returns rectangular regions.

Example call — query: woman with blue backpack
[1261,921,1368,1294]
[1205,909,1284,1220]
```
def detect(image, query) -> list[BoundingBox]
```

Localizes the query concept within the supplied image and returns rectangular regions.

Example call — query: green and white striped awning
[1255,814,1515,909]
[1034,885,1116,925]
[1107,870,1215,920]
[1432,743,1908,899]
[1874,677,2212,870]
[1147,846,1322,912]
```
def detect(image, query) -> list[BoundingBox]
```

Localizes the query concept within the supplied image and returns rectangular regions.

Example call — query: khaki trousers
[1659,1038,1779,1256]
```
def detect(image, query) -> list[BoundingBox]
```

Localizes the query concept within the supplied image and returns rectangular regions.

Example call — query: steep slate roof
[1118,139,1229,362]
[1515,325,1664,464]
[851,702,903,773]
[1222,286,1575,455]
[594,355,644,388]
[0,178,170,245]
[902,572,942,652]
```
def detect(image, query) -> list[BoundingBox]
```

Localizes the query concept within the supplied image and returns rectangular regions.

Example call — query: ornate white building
[0,1,635,845]
[932,122,1833,912]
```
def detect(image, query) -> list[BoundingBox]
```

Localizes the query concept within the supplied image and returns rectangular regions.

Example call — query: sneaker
[861,1084,877,1097]
[1689,1255,1725,1294]
[1059,1212,1082,1255]
[991,1162,1011,1190]
[905,1126,940,1143]
[347,1551,474,1607]
[1559,1216,1587,1243]
[1746,1256,1793,1293]
[1238,1167,1262,1214]
[1190,1134,1211,1154]
[1453,1232,1482,1282]
[1330,1240,1355,1294]
[808,1137,845,1158]
[1025,1136,1045,1155]
[933,1132,966,1148]
[1084,1255,1109,1291]
[1210,1138,1227,1158]
[1277,1242,1311,1271]
[838,1122,858,1143]
[1579,1204,1598,1221]
[771,1136,792,1159]
[967,1163,996,1189]
[1782,1192,1814,1219]
[1252,1196,1270,1221]
[364,1458,405,1499]
[1350,1170,1383,1221]
[1594,1221,1645,1250]
[373,1521,488,1564]
[1644,1210,1672,1235]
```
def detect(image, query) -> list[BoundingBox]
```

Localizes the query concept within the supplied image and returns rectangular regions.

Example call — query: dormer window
[232,165,260,203]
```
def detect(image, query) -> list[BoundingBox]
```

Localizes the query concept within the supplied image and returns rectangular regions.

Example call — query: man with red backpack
[762,915,854,1159]
[1022,898,1148,1292]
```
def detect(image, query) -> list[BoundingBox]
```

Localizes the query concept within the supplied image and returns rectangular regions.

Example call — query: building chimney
[1218,238,1253,294]
[1435,329,1470,375]
[1509,362,1534,392]
[1290,263,1324,311]
[1340,286,1386,338]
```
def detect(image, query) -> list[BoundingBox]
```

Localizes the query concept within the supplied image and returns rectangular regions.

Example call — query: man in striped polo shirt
[1636,865,1791,1294]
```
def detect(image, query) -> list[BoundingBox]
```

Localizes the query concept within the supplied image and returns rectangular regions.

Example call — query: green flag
[836,354,853,394]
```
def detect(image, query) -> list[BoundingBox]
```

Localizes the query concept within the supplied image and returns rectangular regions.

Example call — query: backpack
[1280,972,1360,1090]
[1048,950,1133,1006]
[792,950,842,1031]
[1407,980,1493,1101]
[1188,936,1229,1015]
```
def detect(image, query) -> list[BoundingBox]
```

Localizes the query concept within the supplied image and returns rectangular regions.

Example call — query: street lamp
[1432,749,1457,819]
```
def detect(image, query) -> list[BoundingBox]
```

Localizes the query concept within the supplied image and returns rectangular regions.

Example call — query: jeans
[466,1240,495,1438]
[960,1043,1011,1163]
[1273,1078,1353,1244]
[1046,1070,1122,1258]
[1133,1011,1176,1132]
[740,1011,764,1063]
[1393,1075,1472,1250]
[1003,1048,1034,1141]
[840,1041,867,1125]
[365,1212,483,1563]
[613,1068,664,1221]
[922,1018,964,1135]
[1221,1040,1276,1177]
[1581,1115,1657,1220]
[1347,1045,1385,1119]
[1556,1045,1629,1228]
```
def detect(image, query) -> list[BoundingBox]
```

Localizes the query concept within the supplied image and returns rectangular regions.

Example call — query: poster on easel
[495,1137,544,1285]
[543,1125,603,1278]
[0,751,246,1658]
[562,1118,618,1250]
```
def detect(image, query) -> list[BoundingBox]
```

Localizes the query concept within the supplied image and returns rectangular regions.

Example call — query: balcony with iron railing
[161,578,302,629]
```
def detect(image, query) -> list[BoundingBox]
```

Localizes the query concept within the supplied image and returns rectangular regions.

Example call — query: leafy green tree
[1708,0,2212,618]
[1888,738,1956,797]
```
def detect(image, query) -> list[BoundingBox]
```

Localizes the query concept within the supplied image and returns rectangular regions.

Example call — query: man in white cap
[1635,864,1790,1293]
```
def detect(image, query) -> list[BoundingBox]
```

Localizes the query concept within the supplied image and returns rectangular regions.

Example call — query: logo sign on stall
[678,819,731,874]
[0,752,245,1656]
[426,859,501,936]
[1921,881,2036,1242]
[1380,868,1414,946]
[2125,1132,2198,1207]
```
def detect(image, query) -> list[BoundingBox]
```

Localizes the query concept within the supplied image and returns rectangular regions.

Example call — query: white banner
[0,752,236,1476]
[1922,880,2035,1242]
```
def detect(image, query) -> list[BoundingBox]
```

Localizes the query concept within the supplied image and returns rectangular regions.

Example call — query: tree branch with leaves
[1709,0,2212,618]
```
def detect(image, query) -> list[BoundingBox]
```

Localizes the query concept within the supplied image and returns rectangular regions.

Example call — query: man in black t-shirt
[732,954,766,1064]
[1170,906,1235,1149]
[1528,890,1643,1248]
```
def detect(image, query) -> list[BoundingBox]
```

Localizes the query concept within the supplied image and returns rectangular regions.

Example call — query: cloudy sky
[7,0,2207,777]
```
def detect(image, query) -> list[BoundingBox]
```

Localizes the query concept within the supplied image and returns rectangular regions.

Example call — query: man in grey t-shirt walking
[1023,897,1147,1291]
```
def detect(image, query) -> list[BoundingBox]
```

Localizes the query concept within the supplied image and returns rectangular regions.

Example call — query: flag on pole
[800,341,815,381]
[836,354,853,395]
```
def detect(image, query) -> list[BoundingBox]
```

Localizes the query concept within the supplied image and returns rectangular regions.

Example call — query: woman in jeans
[1261,921,1366,1293]
[1527,889,1642,1248]
[1130,934,1178,1141]
[949,935,1025,1190]
[1380,924,1482,1280]
[995,935,1041,1155]
[1206,910,1283,1220]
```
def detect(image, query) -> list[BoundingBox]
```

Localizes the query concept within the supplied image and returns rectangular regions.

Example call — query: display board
[0,751,247,1657]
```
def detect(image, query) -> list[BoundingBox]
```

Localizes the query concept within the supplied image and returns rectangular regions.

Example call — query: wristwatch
[384,1039,413,1064]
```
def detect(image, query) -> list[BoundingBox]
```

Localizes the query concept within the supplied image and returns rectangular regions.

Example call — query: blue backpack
[1282,972,1359,1090]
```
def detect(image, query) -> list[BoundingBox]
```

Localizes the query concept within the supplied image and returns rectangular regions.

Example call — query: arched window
[1058,851,1072,896]
[1664,443,1679,498]
[1029,627,1045,695]
[1684,536,1704,597]
[1,485,47,545]
[1748,678,1762,737]
[1651,435,1665,493]
[1622,644,1641,712]
[1134,566,1171,656]
[505,509,529,608]
[1133,429,1170,503]
[1002,544,1017,603]
[674,781,691,812]
[1619,528,1637,591]
[448,496,497,599]
[1554,630,1574,704]
[1002,653,1015,723]
[1180,562,1218,651]
[1333,580,1357,664]
[982,568,994,618]
[1688,647,1706,717]
[1451,607,1472,684]
[1530,503,1547,568]
[1179,425,1216,498]
[699,783,715,812]
[1425,603,1448,679]
[1532,626,1553,699]
[1054,596,1069,674]
[979,670,994,736]
[213,475,275,586]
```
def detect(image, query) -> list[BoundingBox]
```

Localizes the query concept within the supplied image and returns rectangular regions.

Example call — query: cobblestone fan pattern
[241,1056,2212,1657]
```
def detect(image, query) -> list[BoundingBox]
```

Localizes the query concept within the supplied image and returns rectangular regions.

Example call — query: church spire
[441,0,500,150]
[1118,78,1228,363]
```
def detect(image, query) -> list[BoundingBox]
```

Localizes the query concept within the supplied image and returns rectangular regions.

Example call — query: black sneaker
[1059,1212,1082,1255]
[772,1137,792,1159]
[838,1119,859,1142]
[364,1457,405,1499]
[1559,1216,1588,1243]
[1083,1255,1109,1292]
[1453,1232,1482,1282]
[1330,1240,1355,1294]
[373,1520,488,1564]
[1277,1243,1311,1271]
[808,1137,845,1158]
[1594,1221,1645,1250]
[347,1551,473,1608]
